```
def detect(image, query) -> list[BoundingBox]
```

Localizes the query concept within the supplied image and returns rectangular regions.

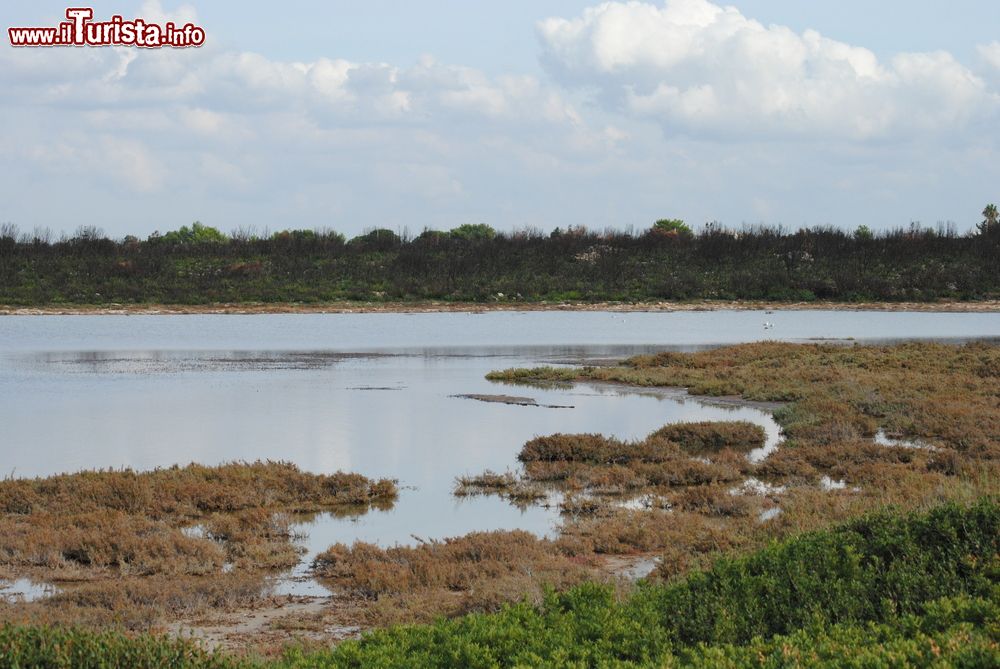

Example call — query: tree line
[0,213,997,305]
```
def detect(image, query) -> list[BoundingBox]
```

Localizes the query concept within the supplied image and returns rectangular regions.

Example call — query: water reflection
[0,578,58,602]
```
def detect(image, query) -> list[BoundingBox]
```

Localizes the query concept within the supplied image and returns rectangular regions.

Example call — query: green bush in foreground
[4,597,996,668]
[677,596,999,668]
[0,625,239,668]
[2,500,997,668]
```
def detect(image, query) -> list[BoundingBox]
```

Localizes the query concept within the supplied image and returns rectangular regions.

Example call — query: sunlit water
[1,310,997,595]
[0,578,58,602]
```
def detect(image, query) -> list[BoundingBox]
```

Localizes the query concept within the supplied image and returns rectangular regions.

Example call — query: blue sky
[2,1,999,238]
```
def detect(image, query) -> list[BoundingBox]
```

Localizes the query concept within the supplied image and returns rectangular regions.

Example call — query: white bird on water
[763,321,774,330]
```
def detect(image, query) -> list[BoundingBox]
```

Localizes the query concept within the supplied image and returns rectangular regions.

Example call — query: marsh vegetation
[266,341,1000,641]
[474,342,999,575]
[0,463,396,631]
[0,340,997,665]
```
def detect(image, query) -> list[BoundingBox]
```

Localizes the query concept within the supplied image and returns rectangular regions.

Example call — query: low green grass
[2,499,996,668]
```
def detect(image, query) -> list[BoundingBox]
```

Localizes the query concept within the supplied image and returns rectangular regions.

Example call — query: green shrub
[154,222,227,245]
[0,625,246,668]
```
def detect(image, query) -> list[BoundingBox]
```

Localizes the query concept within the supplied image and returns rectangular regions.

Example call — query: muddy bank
[166,595,360,653]
[453,393,575,409]
[2,299,998,315]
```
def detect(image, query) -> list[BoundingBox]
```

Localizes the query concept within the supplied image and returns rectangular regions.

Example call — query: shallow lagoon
[1,310,997,593]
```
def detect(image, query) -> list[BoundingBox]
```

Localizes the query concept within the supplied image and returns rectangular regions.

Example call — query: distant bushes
[153,222,228,245]
[1,221,997,304]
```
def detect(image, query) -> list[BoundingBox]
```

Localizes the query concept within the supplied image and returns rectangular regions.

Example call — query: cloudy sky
[2,0,999,238]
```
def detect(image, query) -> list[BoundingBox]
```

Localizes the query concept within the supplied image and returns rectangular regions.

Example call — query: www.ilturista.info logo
[8,7,205,48]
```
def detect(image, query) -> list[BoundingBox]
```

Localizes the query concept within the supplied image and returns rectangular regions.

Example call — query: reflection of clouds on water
[314,445,353,475]
[820,476,847,491]
[874,429,934,450]
[264,369,785,598]
[759,508,782,522]
[0,578,57,602]
[560,381,784,453]
[38,350,394,375]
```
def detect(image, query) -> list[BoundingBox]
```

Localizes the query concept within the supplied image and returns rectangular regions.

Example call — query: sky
[2,1,999,239]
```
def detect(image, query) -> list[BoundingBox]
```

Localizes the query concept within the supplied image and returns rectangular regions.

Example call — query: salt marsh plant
[0,462,397,630]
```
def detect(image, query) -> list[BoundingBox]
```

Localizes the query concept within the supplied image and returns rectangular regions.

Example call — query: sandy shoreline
[2,300,999,315]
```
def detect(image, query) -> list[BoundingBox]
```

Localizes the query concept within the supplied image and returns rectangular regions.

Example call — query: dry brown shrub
[314,530,585,595]
[313,530,597,624]
[0,461,396,519]
[669,486,755,517]
[519,433,635,464]
[0,572,265,631]
[0,462,397,633]
[453,471,518,495]
[649,422,765,454]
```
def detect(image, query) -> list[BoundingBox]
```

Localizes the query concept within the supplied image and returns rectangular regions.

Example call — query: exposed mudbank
[452,393,575,409]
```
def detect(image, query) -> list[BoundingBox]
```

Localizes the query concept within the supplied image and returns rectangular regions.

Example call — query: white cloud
[0,37,598,211]
[21,133,164,194]
[198,153,254,192]
[0,43,584,128]
[0,0,997,236]
[177,107,253,142]
[539,0,998,140]
[103,48,137,82]
[979,42,1000,71]
[137,0,199,26]
[101,136,165,192]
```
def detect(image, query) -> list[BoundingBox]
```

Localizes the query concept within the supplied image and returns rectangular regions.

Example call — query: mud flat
[452,393,574,408]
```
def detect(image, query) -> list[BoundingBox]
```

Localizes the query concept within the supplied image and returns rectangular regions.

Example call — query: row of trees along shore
[0,208,998,304]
